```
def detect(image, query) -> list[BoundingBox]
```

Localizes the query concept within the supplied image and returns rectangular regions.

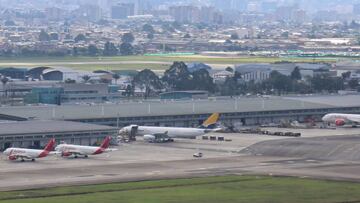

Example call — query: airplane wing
[104,148,118,152]
[153,132,170,139]
[347,117,360,123]
[49,151,62,155]
[61,150,85,156]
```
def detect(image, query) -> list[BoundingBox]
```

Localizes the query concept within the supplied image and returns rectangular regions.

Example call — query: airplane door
[129,126,138,141]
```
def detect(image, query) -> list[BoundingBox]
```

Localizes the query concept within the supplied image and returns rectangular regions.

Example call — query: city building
[24,83,123,105]
[235,64,272,83]
[111,3,134,19]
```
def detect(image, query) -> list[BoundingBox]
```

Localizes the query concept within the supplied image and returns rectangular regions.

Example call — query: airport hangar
[0,95,359,150]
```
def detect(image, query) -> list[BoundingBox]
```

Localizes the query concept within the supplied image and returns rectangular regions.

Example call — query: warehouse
[0,120,118,150]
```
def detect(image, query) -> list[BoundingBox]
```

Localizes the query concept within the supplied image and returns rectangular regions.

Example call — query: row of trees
[126,62,355,98]
[72,42,134,57]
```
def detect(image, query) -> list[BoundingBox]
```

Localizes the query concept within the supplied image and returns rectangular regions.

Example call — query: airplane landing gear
[84,155,88,158]
[21,159,25,162]
[31,159,35,162]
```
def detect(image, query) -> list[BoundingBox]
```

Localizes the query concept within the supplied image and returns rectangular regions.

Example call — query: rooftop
[0,120,117,136]
[0,95,359,120]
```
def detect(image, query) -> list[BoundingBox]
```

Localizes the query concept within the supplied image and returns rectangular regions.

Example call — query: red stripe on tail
[100,136,111,149]
[38,138,55,158]
[93,137,111,155]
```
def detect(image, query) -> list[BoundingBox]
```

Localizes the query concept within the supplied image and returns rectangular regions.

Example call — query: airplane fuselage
[55,144,103,156]
[322,113,360,126]
[136,126,208,138]
[3,148,44,159]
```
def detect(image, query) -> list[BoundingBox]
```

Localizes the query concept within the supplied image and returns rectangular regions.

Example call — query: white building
[212,70,234,84]
[243,70,271,83]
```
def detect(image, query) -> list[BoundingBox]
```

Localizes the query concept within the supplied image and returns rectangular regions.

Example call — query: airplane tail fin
[38,138,56,158]
[44,139,56,152]
[100,136,111,149]
[200,113,220,128]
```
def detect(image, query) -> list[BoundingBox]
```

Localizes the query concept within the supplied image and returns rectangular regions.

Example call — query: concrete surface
[0,129,360,191]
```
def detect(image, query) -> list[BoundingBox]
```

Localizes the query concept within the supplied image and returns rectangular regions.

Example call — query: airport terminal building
[0,95,359,150]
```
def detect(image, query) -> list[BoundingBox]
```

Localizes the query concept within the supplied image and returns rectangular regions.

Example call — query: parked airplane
[322,113,360,127]
[3,139,55,162]
[55,136,116,158]
[119,113,222,142]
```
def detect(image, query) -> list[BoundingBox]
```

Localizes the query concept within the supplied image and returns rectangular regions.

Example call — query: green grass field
[1,175,360,203]
[0,55,342,71]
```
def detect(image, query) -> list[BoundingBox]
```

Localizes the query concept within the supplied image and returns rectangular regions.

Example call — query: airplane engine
[61,152,72,157]
[143,134,156,142]
[335,119,346,126]
[8,155,17,160]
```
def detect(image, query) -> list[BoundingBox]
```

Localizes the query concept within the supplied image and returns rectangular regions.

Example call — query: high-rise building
[291,9,307,23]
[76,4,102,22]
[261,1,277,13]
[45,7,64,21]
[275,6,296,21]
[169,5,200,23]
[111,3,134,19]
[199,6,223,24]
[354,4,360,15]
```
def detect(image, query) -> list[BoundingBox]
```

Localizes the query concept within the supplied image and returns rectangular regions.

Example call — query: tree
[349,79,359,89]
[183,33,191,38]
[225,67,234,73]
[87,44,98,56]
[4,20,16,26]
[310,75,344,93]
[132,69,163,98]
[112,73,120,84]
[342,71,351,79]
[1,77,9,97]
[291,66,302,80]
[281,31,289,38]
[125,84,133,97]
[268,71,293,94]
[121,33,134,43]
[230,33,239,40]
[82,75,91,83]
[147,33,154,39]
[192,69,216,92]
[162,62,192,91]
[65,78,76,83]
[225,39,232,44]
[74,34,86,43]
[142,24,155,34]
[39,30,50,41]
[72,47,79,56]
[220,76,238,96]
[103,41,118,56]
[100,78,111,84]
[119,42,133,55]
[49,33,59,41]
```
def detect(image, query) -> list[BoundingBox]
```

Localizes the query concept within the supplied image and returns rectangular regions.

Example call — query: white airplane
[119,113,222,142]
[3,139,56,162]
[322,113,360,127]
[55,136,116,158]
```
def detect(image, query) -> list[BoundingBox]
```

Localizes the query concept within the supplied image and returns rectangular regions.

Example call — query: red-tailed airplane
[55,136,116,158]
[3,139,56,162]
[322,113,360,127]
